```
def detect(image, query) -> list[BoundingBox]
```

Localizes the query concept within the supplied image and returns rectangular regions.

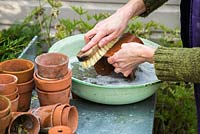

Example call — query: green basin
[49,34,161,105]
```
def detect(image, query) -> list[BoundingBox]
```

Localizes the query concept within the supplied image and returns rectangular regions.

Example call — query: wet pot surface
[49,34,161,105]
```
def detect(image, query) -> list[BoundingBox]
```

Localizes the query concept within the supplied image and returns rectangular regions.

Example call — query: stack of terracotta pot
[34,52,71,106]
[0,74,19,112]
[0,59,35,112]
[0,95,12,134]
[33,52,78,133]
[30,103,78,133]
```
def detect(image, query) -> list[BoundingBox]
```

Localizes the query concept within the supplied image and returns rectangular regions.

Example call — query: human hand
[81,11,130,52]
[107,42,156,77]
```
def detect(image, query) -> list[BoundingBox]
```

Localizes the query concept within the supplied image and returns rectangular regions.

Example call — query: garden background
[0,0,197,133]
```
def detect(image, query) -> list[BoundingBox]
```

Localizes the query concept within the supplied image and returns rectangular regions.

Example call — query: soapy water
[69,57,159,86]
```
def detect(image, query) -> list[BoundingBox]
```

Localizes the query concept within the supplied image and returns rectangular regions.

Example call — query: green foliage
[55,6,110,39]
[28,0,62,47]
[0,22,40,61]
[154,82,197,134]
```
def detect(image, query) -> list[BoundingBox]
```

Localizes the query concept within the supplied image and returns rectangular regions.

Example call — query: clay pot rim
[51,103,62,126]
[0,95,11,117]
[11,94,19,103]
[62,106,78,133]
[17,78,34,86]
[34,69,72,83]
[0,59,34,74]
[0,74,18,85]
[8,112,40,134]
[48,125,73,134]
[17,78,34,94]
[35,52,69,67]
[53,105,66,126]
[36,87,71,95]
[0,110,11,123]
[4,87,18,100]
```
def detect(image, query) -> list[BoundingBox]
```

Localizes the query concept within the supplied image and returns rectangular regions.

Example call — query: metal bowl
[49,34,161,105]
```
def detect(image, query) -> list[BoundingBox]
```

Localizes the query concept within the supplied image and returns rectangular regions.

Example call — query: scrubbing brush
[77,38,119,68]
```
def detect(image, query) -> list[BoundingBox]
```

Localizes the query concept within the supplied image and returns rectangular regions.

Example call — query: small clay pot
[62,105,78,133]
[0,111,12,134]
[0,59,34,83]
[34,70,72,92]
[17,78,34,112]
[0,74,18,95]
[48,126,73,134]
[0,95,11,118]
[4,88,18,100]
[29,103,61,128]
[36,87,70,106]
[35,52,69,79]
[11,94,19,112]
[8,112,40,134]
[53,104,69,126]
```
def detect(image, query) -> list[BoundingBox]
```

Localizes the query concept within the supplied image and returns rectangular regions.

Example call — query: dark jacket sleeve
[154,47,200,83]
[141,0,168,17]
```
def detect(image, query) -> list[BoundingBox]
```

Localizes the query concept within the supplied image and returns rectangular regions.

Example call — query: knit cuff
[140,0,167,17]
[154,47,200,83]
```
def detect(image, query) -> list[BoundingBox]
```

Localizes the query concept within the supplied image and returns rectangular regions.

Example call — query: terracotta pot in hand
[35,52,69,79]
[34,70,72,92]
[0,59,34,83]
[36,87,70,106]
[0,74,18,95]
[17,78,34,112]
[0,111,12,134]
[0,95,11,118]
[8,112,40,134]
[10,94,19,112]
[94,33,143,79]
[29,103,61,128]
[48,126,73,134]
[62,105,78,133]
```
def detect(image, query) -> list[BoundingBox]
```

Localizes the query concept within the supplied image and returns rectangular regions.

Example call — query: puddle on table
[69,57,158,86]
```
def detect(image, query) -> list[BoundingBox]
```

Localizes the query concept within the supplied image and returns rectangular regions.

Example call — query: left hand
[107,42,156,77]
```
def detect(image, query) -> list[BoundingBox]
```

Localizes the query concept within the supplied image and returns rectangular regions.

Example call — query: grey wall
[0,0,180,29]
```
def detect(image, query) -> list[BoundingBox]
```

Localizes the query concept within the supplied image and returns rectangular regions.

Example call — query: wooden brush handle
[77,45,99,61]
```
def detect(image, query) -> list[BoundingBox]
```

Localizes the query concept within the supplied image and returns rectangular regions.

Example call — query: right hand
[81,11,129,52]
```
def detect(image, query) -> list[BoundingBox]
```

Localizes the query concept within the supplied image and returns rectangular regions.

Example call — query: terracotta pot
[34,69,72,92]
[8,112,40,134]
[0,74,18,95]
[0,111,12,134]
[53,104,69,126]
[4,88,18,100]
[48,126,73,134]
[17,78,34,112]
[0,95,11,118]
[29,103,61,128]
[11,94,19,112]
[62,105,78,133]
[36,87,70,106]
[94,33,143,79]
[35,52,69,79]
[0,59,34,83]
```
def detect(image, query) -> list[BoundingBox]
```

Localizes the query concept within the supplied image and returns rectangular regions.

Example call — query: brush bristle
[80,39,118,68]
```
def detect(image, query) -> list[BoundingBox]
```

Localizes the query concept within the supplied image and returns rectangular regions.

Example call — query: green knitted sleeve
[154,47,200,83]
[140,0,168,17]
